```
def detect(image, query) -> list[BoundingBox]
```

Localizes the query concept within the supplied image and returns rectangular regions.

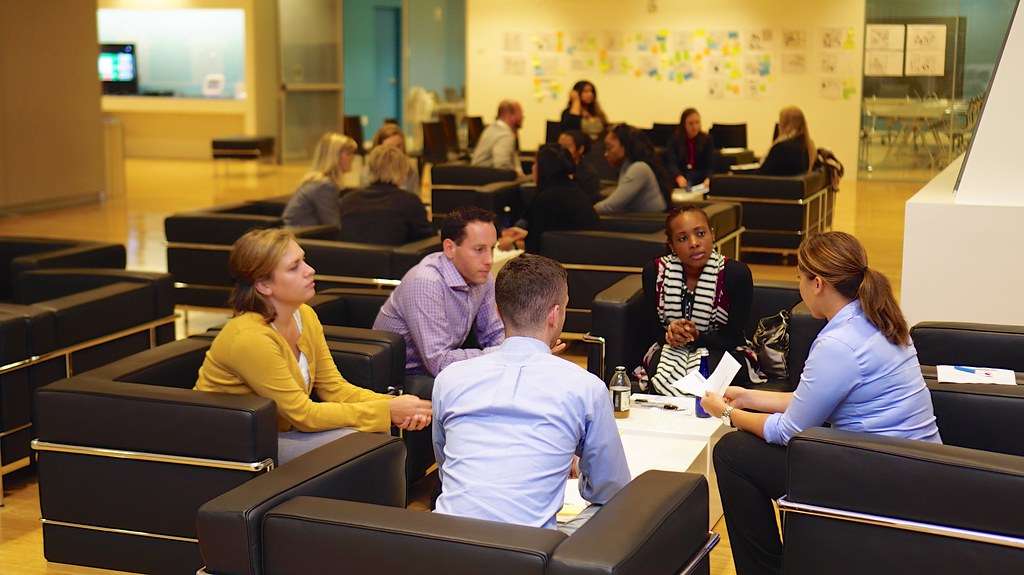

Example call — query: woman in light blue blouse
[702,231,941,575]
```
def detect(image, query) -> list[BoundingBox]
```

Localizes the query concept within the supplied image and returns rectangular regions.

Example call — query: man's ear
[546,303,561,328]
[442,238,456,259]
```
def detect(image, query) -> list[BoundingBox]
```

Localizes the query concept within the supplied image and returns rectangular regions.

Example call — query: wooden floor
[0,157,928,574]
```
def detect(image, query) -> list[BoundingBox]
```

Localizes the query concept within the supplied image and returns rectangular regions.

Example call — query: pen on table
[954,366,976,374]
[633,398,678,410]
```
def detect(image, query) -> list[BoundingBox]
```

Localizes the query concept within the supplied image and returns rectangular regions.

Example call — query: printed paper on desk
[669,352,741,396]
[936,365,1016,385]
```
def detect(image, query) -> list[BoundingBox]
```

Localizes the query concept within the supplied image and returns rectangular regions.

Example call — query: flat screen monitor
[99,43,138,95]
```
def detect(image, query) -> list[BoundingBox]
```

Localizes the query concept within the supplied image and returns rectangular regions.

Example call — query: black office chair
[650,122,678,148]
[465,116,484,150]
[545,120,562,144]
[421,121,449,166]
[709,123,748,149]
[343,116,366,156]
[439,113,460,154]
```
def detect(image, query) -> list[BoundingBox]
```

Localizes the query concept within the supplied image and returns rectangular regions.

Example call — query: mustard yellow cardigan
[195,305,391,433]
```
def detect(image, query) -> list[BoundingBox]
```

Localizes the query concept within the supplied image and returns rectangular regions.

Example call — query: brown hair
[371,123,407,153]
[366,145,410,186]
[228,228,295,323]
[798,231,909,345]
[775,106,816,172]
[300,132,356,188]
[495,253,567,333]
[440,206,495,245]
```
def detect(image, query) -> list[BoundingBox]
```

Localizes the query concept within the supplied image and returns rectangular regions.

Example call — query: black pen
[633,398,678,410]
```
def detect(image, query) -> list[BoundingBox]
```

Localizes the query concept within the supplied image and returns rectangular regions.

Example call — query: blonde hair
[301,132,356,188]
[775,106,816,172]
[228,228,295,324]
[798,231,909,346]
[367,145,410,186]
[371,123,407,153]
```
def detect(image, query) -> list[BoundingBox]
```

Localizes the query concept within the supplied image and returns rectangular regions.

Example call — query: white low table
[564,394,730,529]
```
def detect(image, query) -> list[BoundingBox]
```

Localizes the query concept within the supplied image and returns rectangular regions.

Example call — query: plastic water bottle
[695,351,711,418]
[502,205,512,230]
[610,366,631,419]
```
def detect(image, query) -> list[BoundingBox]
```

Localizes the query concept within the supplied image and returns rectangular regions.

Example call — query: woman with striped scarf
[641,205,755,396]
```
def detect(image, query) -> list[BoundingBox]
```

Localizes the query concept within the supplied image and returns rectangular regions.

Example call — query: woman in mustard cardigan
[195,228,432,464]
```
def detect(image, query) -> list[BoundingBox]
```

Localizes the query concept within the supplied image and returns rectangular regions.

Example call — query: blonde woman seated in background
[755,106,817,176]
[340,146,436,246]
[282,132,356,227]
[194,228,432,464]
[359,123,421,195]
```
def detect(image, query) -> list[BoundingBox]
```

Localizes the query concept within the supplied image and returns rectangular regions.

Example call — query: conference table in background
[863,97,956,168]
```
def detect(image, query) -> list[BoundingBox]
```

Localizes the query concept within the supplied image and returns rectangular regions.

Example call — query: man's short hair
[497,100,519,119]
[441,206,496,245]
[495,254,567,333]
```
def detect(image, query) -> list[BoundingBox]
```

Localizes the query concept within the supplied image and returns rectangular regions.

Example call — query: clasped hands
[701,386,746,418]
[389,394,433,431]
[666,318,700,347]
[497,226,528,251]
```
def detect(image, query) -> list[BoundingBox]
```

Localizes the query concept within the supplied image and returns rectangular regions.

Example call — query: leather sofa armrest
[926,382,1024,456]
[17,268,174,317]
[164,212,283,245]
[786,302,827,390]
[9,240,125,274]
[391,235,442,277]
[309,288,392,329]
[198,433,407,575]
[27,283,160,348]
[323,326,405,392]
[549,471,709,575]
[260,497,564,575]
[708,171,826,201]
[910,321,1024,372]
[292,224,341,241]
[34,376,278,463]
[590,274,660,379]
[787,427,1024,539]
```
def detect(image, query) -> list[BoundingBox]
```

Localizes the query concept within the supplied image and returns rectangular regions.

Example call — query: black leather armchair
[0,236,125,300]
[708,170,830,260]
[298,234,441,291]
[198,454,717,575]
[429,176,522,229]
[0,267,175,472]
[910,321,1024,383]
[165,201,338,308]
[589,275,825,387]
[780,382,1024,574]
[33,328,403,575]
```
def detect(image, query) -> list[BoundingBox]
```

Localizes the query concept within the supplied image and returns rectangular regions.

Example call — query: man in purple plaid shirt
[374,206,506,383]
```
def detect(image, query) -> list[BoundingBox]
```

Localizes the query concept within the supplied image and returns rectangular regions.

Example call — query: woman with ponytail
[701,231,941,575]
[194,228,432,464]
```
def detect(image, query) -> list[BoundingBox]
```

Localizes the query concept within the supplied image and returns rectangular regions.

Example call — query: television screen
[99,44,138,95]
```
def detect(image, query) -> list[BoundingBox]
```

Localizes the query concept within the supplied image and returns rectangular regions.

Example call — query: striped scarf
[650,251,728,396]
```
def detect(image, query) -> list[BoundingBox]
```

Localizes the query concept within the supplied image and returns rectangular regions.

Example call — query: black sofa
[707,170,830,261]
[198,449,717,575]
[780,382,1024,574]
[589,275,825,387]
[910,321,1024,383]
[0,238,175,475]
[33,327,403,575]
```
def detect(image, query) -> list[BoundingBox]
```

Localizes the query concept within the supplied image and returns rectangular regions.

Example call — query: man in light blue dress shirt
[432,254,630,530]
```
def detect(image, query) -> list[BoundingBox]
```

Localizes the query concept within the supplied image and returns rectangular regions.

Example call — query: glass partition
[859,0,1015,180]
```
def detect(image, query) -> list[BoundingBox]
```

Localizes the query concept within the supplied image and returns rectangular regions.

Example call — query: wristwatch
[722,406,735,428]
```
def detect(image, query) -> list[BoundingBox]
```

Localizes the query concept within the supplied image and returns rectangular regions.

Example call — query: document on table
[936,365,1016,385]
[730,162,761,171]
[669,352,741,396]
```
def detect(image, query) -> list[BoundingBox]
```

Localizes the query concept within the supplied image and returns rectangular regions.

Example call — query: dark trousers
[713,430,788,575]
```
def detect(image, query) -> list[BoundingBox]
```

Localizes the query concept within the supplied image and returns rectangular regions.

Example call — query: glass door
[278,0,343,162]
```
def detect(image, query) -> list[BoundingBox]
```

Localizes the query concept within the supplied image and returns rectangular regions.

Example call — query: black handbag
[753,310,790,380]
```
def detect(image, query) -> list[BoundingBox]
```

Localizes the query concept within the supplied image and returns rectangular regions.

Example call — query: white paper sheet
[936,365,1016,385]
[669,352,741,396]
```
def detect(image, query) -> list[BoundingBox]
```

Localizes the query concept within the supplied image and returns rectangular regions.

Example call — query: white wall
[466,0,864,174]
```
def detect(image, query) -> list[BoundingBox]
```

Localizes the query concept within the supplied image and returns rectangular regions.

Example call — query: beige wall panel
[0,0,104,212]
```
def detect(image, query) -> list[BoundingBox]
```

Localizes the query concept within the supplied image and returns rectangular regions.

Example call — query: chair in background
[465,116,485,150]
[709,123,748,150]
[343,115,366,156]
[545,120,562,144]
[420,121,450,170]
[644,122,676,149]
[439,112,461,155]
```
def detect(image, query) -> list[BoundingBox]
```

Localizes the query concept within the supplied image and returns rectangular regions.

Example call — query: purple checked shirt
[374,252,505,376]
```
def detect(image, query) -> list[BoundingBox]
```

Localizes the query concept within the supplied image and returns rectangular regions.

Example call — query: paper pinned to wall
[820,77,841,99]
[866,24,905,51]
[907,24,946,51]
[782,28,807,49]
[781,52,807,74]
[864,51,904,76]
